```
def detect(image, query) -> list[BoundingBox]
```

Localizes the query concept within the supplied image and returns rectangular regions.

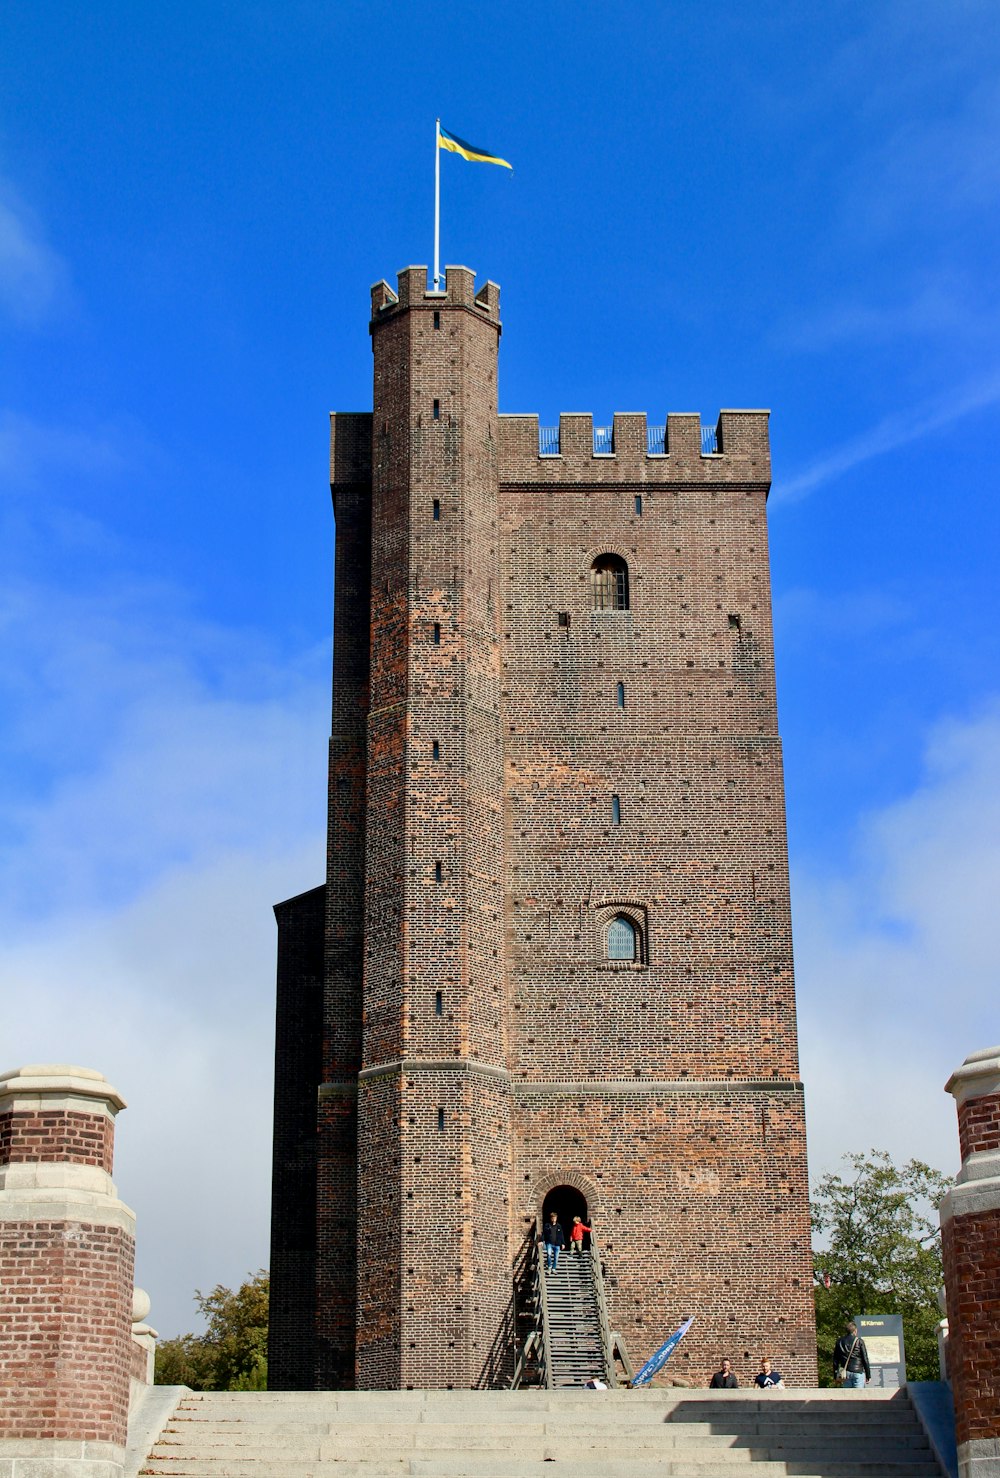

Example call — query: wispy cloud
[795,701,1000,1184]
[0,409,135,490]
[0,569,327,1333]
[773,370,1000,503]
[0,180,69,325]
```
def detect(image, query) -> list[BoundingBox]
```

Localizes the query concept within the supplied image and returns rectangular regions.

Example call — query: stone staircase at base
[136,1387,946,1478]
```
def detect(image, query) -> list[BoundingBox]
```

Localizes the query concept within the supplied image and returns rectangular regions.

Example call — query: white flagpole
[434,118,441,290]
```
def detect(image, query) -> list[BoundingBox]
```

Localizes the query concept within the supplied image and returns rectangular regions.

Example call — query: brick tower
[269,265,816,1391]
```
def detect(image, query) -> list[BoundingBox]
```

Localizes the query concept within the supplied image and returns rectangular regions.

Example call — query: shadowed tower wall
[269,265,815,1391]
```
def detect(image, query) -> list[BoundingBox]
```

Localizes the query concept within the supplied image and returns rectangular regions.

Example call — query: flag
[438,125,512,170]
[631,1317,695,1387]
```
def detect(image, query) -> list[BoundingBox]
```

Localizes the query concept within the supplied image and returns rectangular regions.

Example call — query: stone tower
[269,264,816,1391]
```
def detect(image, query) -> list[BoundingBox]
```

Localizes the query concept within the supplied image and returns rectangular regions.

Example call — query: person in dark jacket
[834,1322,871,1388]
[709,1358,738,1388]
[541,1211,565,1271]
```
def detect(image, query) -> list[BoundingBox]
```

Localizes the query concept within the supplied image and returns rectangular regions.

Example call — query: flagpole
[433,118,441,290]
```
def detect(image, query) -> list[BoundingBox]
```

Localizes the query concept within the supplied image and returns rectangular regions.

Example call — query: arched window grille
[606,915,637,961]
[590,554,630,611]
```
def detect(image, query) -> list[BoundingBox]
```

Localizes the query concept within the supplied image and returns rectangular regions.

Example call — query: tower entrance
[542,1185,590,1251]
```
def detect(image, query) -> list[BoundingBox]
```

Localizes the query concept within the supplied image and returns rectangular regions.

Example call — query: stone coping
[0,1065,126,1115]
[946,1046,1000,1107]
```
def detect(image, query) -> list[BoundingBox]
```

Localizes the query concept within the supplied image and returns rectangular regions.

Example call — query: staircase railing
[588,1235,618,1387]
[510,1223,551,1389]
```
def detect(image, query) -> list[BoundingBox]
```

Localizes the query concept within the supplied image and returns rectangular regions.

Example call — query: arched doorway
[541,1184,590,1251]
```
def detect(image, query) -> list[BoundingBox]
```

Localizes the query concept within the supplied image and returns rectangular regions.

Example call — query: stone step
[141,1462,942,1478]
[151,1435,933,1463]
[158,1420,933,1446]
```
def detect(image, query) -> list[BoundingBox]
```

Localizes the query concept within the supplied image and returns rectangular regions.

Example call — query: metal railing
[538,426,560,456]
[593,425,614,455]
[647,424,667,455]
[701,423,718,454]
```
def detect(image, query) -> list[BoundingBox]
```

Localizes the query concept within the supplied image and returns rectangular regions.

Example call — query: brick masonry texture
[269,264,816,1390]
[942,1205,1000,1444]
[0,1107,114,1172]
[0,1221,134,1442]
[957,1093,1000,1161]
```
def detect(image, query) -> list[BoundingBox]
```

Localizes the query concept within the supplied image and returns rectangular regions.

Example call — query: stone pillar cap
[945,1045,1000,1105]
[0,1065,127,1112]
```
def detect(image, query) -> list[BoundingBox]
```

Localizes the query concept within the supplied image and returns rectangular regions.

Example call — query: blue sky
[3,1,998,1337]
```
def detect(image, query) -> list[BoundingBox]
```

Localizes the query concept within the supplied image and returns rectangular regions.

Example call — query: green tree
[811,1151,949,1385]
[155,1270,269,1391]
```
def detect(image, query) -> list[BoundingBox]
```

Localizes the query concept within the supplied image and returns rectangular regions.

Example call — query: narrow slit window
[435,860,443,882]
[432,740,440,760]
[437,1107,445,1132]
[435,990,443,1016]
[635,495,643,516]
[433,311,441,329]
[616,682,625,708]
[433,399,440,420]
[612,794,622,825]
[433,622,441,645]
[433,498,440,520]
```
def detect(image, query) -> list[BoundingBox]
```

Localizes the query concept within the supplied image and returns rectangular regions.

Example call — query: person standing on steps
[834,1321,871,1388]
[542,1210,565,1272]
[709,1357,738,1388]
[569,1214,591,1256]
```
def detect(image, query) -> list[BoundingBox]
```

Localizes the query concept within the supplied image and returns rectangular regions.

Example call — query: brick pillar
[941,1045,1000,1478]
[0,1065,135,1478]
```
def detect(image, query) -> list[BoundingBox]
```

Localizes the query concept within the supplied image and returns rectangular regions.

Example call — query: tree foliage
[155,1270,269,1391]
[811,1151,949,1385]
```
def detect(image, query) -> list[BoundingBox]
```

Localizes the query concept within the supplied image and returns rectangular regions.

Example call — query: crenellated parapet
[370,264,500,326]
[499,409,770,487]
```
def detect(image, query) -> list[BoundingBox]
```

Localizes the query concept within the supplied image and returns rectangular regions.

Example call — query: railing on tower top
[537,423,718,456]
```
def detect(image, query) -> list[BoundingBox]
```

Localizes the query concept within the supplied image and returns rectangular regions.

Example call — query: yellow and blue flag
[438,125,512,170]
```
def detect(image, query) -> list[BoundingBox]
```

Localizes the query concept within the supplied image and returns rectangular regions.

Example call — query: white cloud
[0,573,328,1334]
[796,702,1000,1188]
[773,370,1000,503]
[0,182,69,325]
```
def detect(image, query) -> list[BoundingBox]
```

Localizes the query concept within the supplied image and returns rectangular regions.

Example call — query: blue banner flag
[631,1317,695,1387]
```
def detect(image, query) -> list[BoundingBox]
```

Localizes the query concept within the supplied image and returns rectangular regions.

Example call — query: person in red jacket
[569,1214,592,1255]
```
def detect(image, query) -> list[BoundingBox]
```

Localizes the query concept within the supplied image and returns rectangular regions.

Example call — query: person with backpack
[834,1321,871,1388]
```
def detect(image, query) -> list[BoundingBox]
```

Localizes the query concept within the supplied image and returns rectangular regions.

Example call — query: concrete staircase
[543,1253,606,1387]
[136,1387,947,1478]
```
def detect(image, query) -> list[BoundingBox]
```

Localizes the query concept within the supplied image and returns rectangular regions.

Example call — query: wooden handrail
[588,1235,618,1387]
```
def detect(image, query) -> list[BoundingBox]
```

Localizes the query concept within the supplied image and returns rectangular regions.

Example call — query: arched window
[606,915,637,961]
[590,554,630,611]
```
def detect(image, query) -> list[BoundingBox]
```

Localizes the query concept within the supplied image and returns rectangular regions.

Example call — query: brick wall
[0,1066,135,1461]
[269,885,325,1389]
[941,1047,1000,1473]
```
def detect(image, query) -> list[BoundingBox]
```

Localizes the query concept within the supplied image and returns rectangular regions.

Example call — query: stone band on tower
[269,265,816,1391]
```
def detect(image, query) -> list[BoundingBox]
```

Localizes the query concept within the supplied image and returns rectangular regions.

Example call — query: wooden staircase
[542,1252,607,1388]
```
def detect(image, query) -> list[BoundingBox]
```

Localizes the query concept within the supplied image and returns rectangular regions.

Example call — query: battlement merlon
[369,266,501,332]
[498,409,771,490]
